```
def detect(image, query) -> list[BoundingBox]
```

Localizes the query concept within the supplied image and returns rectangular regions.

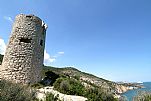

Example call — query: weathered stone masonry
[0,14,47,84]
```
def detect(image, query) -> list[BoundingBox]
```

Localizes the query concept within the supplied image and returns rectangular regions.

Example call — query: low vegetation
[133,91,151,101]
[0,80,37,101]
[53,77,85,96]
[53,77,117,101]
[45,93,60,101]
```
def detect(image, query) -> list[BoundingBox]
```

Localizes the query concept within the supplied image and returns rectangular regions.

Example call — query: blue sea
[122,82,151,101]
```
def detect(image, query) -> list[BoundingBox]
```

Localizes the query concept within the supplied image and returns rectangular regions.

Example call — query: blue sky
[0,0,151,82]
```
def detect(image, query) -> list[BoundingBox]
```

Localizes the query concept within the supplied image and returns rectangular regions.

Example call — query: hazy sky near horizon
[0,0,151,82]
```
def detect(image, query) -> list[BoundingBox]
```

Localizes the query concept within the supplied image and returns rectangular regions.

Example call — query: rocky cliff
[36,86,87,101]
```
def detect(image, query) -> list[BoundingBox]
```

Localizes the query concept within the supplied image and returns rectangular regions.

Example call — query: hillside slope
[42,66,143,100]
[43,66,115,91]
[43,66,130,96]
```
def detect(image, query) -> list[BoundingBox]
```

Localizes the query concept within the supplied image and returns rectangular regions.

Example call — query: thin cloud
[58,51,64,55]
[44,50,56,65]
[44,51,65,65]
[53,51,65,58]
[4,16,13,23]
[0,37,6,55]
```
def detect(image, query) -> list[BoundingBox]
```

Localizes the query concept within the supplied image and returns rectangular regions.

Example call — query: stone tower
[0,14,47,84]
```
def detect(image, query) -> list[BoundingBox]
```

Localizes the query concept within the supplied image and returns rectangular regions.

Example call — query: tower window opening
[42,27,46,35]
[20,38,31,43]
[26,15,32,18]
[40,40,43,46]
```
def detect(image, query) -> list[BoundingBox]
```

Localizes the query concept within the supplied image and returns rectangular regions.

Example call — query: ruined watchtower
[0,14,47,84]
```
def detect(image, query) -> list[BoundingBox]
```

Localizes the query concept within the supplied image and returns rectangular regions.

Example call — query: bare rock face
[0,14,47,84]
[115,84,129,94]
[36,86,88,101]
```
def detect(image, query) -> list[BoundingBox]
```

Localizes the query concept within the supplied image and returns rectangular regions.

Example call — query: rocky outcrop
[36,86,88,101]
[115,82,144,94]
[115,84,130,94]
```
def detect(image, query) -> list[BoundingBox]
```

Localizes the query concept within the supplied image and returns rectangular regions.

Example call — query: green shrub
[68,78,85,96]
[53,77,65,91]
[118,95,128,101]
[53,77,85,96]
[84,87,117,101]
[45,93,60,101]
[0,80,37,101]
[73,74,80,80]
[53,77,117,101]
[31,83,44,89]
[60,80,70,93]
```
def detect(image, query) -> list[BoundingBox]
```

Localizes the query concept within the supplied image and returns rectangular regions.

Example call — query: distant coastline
[118,81,144,92]
[121,82,151,101]
[114,82,144,99]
